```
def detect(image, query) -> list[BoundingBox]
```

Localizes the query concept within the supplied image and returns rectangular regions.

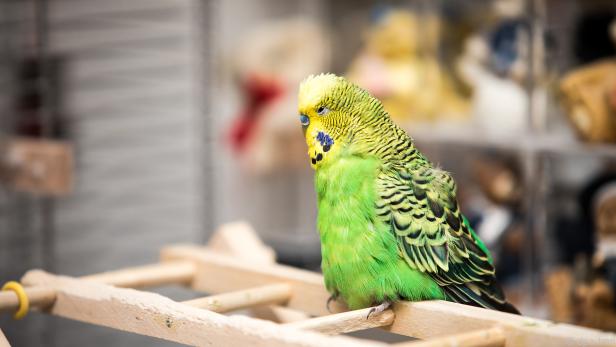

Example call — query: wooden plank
[0,328,10,347]
[182,284,292,313]
[161,245,616,347]
[23,270,384,347]
[285,308,394,335]
[395,327,504,347]
[387,300,616,347]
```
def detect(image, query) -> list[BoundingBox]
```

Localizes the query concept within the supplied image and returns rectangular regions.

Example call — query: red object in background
[228,74,285,152]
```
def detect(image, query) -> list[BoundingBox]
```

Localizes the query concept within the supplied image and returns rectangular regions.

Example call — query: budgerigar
[297,73,519,315]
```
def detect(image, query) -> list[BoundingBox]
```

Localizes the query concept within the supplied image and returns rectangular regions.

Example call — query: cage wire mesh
[0,0,211,346]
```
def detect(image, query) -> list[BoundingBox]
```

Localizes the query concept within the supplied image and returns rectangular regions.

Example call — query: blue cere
[316,131,334,147]
[300,114,310,126]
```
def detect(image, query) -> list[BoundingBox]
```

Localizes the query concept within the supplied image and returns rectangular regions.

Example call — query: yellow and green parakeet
[298,73,519,315]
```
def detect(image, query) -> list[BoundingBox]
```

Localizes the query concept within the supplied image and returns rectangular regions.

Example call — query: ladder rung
[0,261,196,314]
[82,260,195,288]
[284,308,395,335]
[182,283,292,313]
[394,327,505,347]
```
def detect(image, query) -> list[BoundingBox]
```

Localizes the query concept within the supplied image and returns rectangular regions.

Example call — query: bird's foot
[367,301,391,320]
[326,295,338,313]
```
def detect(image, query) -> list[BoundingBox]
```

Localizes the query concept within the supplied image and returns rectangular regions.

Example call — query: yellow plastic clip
[2,281,29,320]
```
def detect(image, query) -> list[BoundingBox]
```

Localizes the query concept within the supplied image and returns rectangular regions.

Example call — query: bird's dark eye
[299,114,310,126]
[317,106,330,116]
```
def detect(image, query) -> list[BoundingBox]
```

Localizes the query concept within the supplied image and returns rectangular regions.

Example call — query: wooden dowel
[81,260,195,288]
[285,308,395,335]
[0,286,56,313]
[1,261,196,314]
[394,327,505,347]
[182,283,292,313]
[0,328,10,347]
[251,305,310,323]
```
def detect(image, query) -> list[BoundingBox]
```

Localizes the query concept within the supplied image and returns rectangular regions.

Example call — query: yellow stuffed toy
[346,10,469,122]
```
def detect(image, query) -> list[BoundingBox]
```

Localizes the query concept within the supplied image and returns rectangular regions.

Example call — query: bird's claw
[326,295,338,313]
[367,301,391,320]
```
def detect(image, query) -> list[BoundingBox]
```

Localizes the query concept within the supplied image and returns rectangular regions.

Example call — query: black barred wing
[375,166,519,314]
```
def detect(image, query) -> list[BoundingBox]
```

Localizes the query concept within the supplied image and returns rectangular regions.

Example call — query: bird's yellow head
[298,73,388,169]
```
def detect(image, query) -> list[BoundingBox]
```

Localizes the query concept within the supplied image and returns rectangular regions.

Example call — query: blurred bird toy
[560,60,616,143]
[228,18,330,174]
[574,182,616,331]
[544,171,616,330]
[456,0,531,135]
[346,9,469,122]
[559,16,616,143]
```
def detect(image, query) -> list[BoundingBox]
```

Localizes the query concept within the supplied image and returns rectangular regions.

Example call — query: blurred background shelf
[409,122,616,158]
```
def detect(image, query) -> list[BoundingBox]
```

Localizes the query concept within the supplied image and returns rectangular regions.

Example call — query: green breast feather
[316,154,444,309]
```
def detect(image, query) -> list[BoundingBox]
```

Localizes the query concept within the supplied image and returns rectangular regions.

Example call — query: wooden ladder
[1,222,615,347]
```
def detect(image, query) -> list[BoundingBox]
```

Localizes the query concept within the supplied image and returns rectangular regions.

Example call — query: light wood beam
[0,328,10,347]
[394,327,505,347]
[162,244,616,347]
[22,270,384,347]
[285,308,394,335]
[182,284,292,313]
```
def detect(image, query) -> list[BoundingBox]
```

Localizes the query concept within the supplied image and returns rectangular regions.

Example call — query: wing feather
[376,166,519,313]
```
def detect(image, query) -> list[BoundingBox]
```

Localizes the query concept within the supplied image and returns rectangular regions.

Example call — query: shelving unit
[410,124,616,159]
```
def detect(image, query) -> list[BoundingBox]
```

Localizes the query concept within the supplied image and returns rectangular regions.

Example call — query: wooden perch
[2,222,616,347]
[161,244,616,347]
[395,327,505,347]
[285,308,395,335]
[0,328,10,347]
[386,299,615,347]
[22,270,382,347]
